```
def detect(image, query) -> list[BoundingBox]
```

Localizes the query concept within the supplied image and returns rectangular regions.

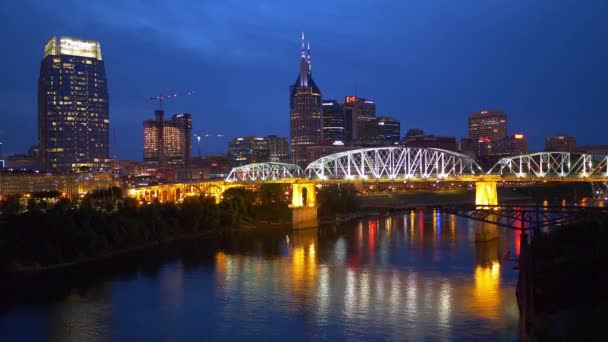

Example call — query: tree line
[0,183,359,270]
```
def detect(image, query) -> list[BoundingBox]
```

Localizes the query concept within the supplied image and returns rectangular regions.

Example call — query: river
[0,210,520,341]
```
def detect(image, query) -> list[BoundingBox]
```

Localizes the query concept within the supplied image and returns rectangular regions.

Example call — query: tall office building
[227,136,270,166]
[342,96,376,143]
[322,100,345,142]
[143,111,192,166]
[545,134,576,152]
[38,36,110,172]
[266,135,290,162]
[468,110,507,142]
[290,33,323,166]
[377,117,401,142]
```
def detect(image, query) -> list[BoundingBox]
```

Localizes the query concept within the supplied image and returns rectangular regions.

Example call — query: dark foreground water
[0,210,520,341]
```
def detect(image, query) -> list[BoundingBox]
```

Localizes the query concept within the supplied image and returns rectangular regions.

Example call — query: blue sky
[0,0,606,159]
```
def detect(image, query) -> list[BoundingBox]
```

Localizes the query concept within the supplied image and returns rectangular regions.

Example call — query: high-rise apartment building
[290,33,323,167]
[545,135,576,152]
[143,110,192,166]
[38,36,110,172]
[322,100,345,142]
[468,110,507,142]
[342,96,376,143]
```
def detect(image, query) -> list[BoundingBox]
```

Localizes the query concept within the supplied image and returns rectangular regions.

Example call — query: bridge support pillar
[291,183,318,229]
[475,181,498,206]
[475,181,499,241]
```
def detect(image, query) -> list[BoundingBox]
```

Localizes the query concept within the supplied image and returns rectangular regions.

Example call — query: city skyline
[1,1,607,160]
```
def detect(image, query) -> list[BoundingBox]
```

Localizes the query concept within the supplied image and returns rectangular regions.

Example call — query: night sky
[0,0,606,160]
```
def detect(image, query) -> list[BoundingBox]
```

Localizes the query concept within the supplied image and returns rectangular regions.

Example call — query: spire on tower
[307,41,311,74]
[301,32,306,59]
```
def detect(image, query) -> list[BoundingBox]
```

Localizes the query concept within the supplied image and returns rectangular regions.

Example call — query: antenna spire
[301,32,306,59]
[307,41,311,74]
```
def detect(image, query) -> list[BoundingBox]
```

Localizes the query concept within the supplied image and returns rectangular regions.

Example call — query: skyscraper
[468,110,507,142]
[376,117,401,142]
[143,111,192,166]
[38,36,110,172]
[227,136,270,166]
[266,135,290,162]
[322,100,345,142]
[290,33,322,167]
[342,96,376,144]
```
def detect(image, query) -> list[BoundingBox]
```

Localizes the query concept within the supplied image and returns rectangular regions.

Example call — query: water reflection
[0,212,520,341]
[209,213,518,340]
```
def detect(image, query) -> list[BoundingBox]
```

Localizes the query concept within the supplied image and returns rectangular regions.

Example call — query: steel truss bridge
[227,148,608,183]
[128,148,608,206]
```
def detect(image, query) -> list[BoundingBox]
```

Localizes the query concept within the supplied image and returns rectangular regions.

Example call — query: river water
[0,210,520,341]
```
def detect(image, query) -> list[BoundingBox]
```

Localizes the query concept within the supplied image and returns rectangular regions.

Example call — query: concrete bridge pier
[291,183,318,230]
[474,181,499,241]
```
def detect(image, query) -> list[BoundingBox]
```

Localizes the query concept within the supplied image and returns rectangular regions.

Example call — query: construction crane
[194,130,226,156]
[148,90,195,110]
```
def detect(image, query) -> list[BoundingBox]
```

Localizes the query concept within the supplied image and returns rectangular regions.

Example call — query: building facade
[322,100,345,143]
[468,110,507,142]
[143,110,192,166]
[266,135,290,162]
[376,117,401,142]
[491,134,528,156]
[290,33,323,166]
[227,136,270,166]
[545,135,576,152]
[342,96,376,143]
[401,135,458,151]
[38,36,110,173]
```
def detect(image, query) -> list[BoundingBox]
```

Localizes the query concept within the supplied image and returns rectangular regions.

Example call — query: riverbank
[1,220,288,274]
[517,219,608,340]
[0,187,295,273]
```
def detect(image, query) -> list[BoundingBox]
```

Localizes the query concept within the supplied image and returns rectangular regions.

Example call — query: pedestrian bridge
[128,148,608,231]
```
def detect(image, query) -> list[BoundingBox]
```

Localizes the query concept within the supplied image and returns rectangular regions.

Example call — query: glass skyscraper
[322,100,345,142]
[290,33,322,167]
[38,36,110,173]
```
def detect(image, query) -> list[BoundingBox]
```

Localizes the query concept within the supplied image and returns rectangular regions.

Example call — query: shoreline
[1,220,290,274]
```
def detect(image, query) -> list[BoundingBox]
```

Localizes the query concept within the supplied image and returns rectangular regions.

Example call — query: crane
[194,130,226,156]
[148,90,195,110]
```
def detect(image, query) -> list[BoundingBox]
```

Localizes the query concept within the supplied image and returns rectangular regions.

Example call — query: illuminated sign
[481,110,489,114]
[500,119,506,123]
[322,102,333,106]
[345,96,357,103]
[514,134,524,139]
[378,122,385,125]
[364,100,375,104]
[478,137,491,143]
[332,140,344,146]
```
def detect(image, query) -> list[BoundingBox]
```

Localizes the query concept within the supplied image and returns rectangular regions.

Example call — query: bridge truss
[442,205,608,232]
[488,152,608,178]
[226,162,304,182]
[305,147,483,181]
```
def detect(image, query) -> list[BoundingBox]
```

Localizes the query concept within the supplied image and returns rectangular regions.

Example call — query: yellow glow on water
[473,261,501,319]
[308,243,316,260]
[215,252,227,275]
